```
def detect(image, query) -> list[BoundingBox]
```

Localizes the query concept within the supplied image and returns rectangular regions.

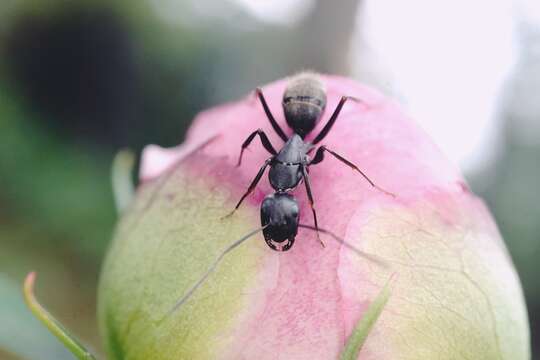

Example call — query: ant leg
[312,96,361,145]
[301,165,325,248]
[222,158,272,219]
[237,129,277,167]
[310,146,395,197]
[255,87,288,142]
[298,224,389,269]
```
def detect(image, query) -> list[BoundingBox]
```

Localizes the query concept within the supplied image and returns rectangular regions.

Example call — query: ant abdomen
[282,72,327,138]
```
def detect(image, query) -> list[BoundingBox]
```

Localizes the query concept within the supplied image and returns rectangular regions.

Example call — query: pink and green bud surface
[97,75,530,359]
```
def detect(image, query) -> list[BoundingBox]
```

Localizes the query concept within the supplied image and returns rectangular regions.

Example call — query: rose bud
[98,74,530,359]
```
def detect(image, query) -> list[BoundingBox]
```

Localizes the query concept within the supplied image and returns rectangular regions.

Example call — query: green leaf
[340,274,394,360]
[111,149,136,214]
[0,273,73,360]
[23,272,97,360]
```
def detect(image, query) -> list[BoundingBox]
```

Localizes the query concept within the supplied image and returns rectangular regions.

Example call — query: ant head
[282,72,327,138]
[260,193,299,251]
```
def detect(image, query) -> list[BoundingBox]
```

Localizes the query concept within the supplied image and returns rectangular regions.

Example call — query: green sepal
[340,274,394,360]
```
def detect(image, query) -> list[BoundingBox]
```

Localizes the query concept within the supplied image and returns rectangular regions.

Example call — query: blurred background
[0,0,538,358]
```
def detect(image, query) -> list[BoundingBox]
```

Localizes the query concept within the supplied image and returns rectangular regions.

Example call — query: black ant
[225,72,394,251]
[163,73,393,319]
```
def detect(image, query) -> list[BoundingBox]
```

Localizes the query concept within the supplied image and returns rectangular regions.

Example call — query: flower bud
[98,75,529,359]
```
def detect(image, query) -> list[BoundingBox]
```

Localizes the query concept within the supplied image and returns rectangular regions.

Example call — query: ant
[163,73,393,319]
[224,72,394,251]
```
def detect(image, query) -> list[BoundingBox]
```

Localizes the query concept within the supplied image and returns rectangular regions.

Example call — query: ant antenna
[161,224,389,322]
[298,224,389,269]
[162,225,268,321]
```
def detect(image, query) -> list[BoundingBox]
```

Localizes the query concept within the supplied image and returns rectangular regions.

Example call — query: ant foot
[317,234,326,248]
[220,211,236,221]
[375,186,396,198]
